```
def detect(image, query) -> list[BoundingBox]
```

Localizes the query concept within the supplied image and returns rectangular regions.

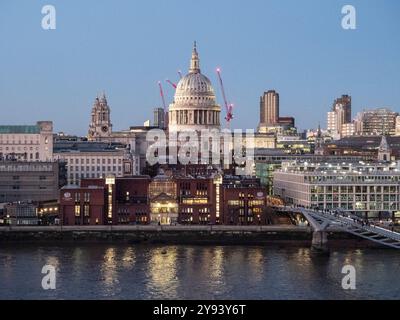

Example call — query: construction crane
[158,81,168,128]
[166,79,177,89]
[158,81,167,111]
[216,68,234,126]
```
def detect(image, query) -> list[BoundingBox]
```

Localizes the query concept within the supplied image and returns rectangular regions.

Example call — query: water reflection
[208,247,224,283]
[0,244,399,299]
[146,247,178,299]
[247,248,264,283]
[100,247,120,296]
[121,247,136,270]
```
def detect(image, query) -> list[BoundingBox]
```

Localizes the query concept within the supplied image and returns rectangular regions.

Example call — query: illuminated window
[74,205,81,217]
[228,200,240,206]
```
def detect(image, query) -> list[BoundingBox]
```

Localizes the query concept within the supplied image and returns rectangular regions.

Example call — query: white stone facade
[274,160,400,215]
[0,121,53,161]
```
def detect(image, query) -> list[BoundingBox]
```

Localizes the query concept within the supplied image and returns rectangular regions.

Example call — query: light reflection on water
[0,244,399,300]
[146,247,178,299]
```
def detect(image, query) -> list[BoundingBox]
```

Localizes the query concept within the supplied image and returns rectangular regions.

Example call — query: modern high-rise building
[326,94,352,139]
[258,90,295,134]
[153,107,165,129]
[260,90,279,126]
[333,94,351,123]
[356,108,398,136]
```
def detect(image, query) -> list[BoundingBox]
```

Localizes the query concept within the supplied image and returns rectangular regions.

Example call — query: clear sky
[1,0,399,135]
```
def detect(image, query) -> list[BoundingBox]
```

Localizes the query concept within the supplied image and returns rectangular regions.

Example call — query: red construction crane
[158,81,167,112]
[166,79,177,89]
[216,68,234,126]
[158,81,168,129]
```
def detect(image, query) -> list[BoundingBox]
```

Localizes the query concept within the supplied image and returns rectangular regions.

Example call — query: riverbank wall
[0,225,380,248]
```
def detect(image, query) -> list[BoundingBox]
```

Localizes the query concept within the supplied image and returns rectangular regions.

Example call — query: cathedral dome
[174,73,216,103]
[168,42,221,132]
[173,42,217,106]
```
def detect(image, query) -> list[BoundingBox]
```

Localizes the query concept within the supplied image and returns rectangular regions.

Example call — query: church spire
[189,41,200,74]
[379,134,389,152]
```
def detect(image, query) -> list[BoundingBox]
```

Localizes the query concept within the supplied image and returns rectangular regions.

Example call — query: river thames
[0,244,399,300]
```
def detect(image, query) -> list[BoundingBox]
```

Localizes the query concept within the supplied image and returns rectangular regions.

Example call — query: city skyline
[1,0,400,135]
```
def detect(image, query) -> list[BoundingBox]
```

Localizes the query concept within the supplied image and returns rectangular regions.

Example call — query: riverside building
[59,172,267,226]
[273,160,400,219]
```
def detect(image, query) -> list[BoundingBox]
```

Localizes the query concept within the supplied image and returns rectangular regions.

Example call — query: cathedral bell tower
[88,93,112,141]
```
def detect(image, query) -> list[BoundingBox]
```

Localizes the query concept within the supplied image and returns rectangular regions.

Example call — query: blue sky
[0,0,399,135]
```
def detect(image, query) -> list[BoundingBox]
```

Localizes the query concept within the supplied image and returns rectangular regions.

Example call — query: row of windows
[74,193,91,202]
[118,216,147,223]
[10,186,47,190]
[0,146,40,151]
[305,175,400,183]
[227,200,265,206]
[0,152,40,160]
[66,158,123,165]
[311,194,397,202]
[117,209,148,215]
[68,166,122,172]
[314,203,398,210]
[74,204,90,217]
[311,185,398,193]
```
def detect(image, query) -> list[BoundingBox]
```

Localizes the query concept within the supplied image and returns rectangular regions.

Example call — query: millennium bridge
[277,206,400,250]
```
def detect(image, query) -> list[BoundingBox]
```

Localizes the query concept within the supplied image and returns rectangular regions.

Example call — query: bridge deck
[278,206,400,249]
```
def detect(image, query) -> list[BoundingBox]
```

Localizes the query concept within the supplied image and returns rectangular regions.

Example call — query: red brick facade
[60,175,267,226]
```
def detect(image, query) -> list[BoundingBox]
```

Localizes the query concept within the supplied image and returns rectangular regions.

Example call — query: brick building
[221,176,267,225]
[59,173,267,226]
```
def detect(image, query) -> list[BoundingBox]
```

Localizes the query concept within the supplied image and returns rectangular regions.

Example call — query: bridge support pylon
[311,230,329,253]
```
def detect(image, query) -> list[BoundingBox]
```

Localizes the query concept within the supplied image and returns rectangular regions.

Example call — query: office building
[54,141,137,186]
[0,121,53,161]
[153,107,166,129]
[356,108,398,136]
[327,95,352,139]
[260,90,279,126]
[0,161,66,203]
[273,160,400,219]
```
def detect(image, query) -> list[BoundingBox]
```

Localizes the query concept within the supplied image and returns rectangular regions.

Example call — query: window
[74,205,81,217]
[84,205,90,217]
